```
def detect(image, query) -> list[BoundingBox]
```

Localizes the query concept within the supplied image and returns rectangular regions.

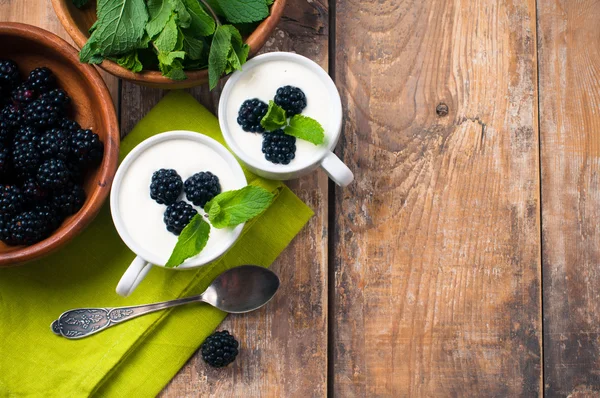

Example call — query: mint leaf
[80,38,104,64]
[146,0,174,38]
[172,0,192,28]
[208,24,232,90]
[215,0,269,23]
[284,114,325,145]
[182,0,216,36]
[183,35,203,59]
[154,13,179,52]
[222,25,249,73]
[158,51,187,80]
[204,185,274,228]
[260,100,287,131]
[165,214,210,268]
[73,0,90,8]
[115,51,143,72]
[91,0,149,56]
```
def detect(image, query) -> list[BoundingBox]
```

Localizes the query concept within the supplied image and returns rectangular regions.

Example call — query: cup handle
[320,151,354,187]
[116,256,153,297]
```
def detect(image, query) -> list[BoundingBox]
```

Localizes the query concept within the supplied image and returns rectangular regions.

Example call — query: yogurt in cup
[219,52,353,187]
[110,131,247,296]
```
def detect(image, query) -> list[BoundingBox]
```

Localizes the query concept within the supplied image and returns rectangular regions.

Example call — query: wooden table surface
[2,0,599,396]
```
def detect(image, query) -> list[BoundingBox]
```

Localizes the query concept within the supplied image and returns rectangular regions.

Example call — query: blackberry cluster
[184,172,221,207]
[150,169,182,205]
[201,330,239,368]
[236,85,308,165]
[163,201,198,235]
[0,60,105,246]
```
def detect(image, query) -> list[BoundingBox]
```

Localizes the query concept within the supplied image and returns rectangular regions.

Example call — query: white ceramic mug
[218,52,354,187]
[110,131,247,297]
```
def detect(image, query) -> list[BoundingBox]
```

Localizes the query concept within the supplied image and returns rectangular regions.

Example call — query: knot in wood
[436,103,449,117]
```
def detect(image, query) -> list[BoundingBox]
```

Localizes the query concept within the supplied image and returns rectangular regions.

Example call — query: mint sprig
[260,101,287,131]
[166,185,274,268]
[260,102,325,145]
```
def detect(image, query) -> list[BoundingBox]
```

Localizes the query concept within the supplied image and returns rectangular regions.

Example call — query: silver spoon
[51,265,279,339]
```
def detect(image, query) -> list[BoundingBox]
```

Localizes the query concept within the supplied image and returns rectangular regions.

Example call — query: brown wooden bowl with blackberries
[0,23,119,267]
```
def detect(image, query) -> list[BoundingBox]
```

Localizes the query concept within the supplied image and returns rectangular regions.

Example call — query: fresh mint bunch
[165,184,274,267]
[75,0,269,89]
[260,101,325,145]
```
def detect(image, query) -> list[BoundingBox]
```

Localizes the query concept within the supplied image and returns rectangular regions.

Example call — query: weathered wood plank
[538,1,600,396]
[333,0,541,395]
[116,1,330,396]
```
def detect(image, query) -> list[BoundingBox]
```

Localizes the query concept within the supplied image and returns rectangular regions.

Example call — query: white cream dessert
[116,138,243,266]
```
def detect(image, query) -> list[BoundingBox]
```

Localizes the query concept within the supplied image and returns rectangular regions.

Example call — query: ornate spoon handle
[55,295,202,339]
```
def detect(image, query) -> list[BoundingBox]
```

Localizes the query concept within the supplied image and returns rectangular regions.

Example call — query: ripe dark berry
[33,203,64,230]
[201,330,239,368]
[36,158,70,191]
[21,178,47,204]
[51,182,86,216]
[0,214,11,243]
[11,83,37,106]
[38,128,70,160]
[12,141,41,179]
[6,210,49,246]
[163,200,197,235]
[27,67,55,94]
[13,125,39,145]
[0,143,10,176]
[2,104,23,128]
[58,118,81,134]
[184,171,221,207]
[0,60,21,91]
[150,169,183,205]
[262,130,296,165]
[70,129,103,168]
[24,97,62,128]
[274,85,307,116]
[0,119,13,143]
[41,88,70,111]
[237,99,268,132]
[0,184,24,215]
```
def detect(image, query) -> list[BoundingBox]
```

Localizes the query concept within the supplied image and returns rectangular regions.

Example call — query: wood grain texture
[538,1,600,396]
[333,0,542,395]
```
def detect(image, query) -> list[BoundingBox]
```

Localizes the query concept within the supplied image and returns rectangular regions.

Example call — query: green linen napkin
[0,91,313,397]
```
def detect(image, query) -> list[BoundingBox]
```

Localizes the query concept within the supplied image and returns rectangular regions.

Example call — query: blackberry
[0,184,24,215]
[0,119,13,143]
[51,183,86,216]
[36,159,70,191]
[274,86,307,116]
[237,99,268,132]
[0,60,20,91]
[150,169,182,205]
[163,200,197,235]
[38,128,70,160]
[0,143,10,176]
[70,129,103,168]
[27,67,55,94]
[2,104,23,128]
[262,130,296,165]
[41,89,70,111]
[24,97,61,128]
[184,172,221,207]
[0,214,11,243]
[13,125,38,145]
[66,160,85,183]
[11,83,37,106]
[33,203,64,230]
[21,178,47,204]
[201,330,239,368]
[58,118,81,134]
[12,141,40,179]
[6,210,49,246]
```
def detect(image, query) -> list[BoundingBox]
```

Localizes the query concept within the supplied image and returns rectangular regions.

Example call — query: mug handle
[320,151,354,187]
[116,256,153,297]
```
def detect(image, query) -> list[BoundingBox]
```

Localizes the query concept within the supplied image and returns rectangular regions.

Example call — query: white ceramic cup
[218,52,354,187]
[110,131,247,297]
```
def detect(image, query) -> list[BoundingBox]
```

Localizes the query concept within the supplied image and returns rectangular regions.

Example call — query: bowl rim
[50,0,287,85]
[0,22,119,267]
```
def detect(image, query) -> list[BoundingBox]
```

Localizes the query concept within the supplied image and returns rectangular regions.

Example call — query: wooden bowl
[0,23,119,266]
[51,0,287,89]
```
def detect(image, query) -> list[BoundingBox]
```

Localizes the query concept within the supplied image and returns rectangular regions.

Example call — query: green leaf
[260,100,287,131]
[204,185,274,228]
[158,50,186,65]
[283,114,325,145]
[166,64,187,79]
[91,0,149,56]
[222,25,248,70]
[154,13,179,52]
[115,51,143,72]
[183,35,204,59]
[146,0,174,38]
[215,0,269,23]
[172,0,191,28]
[158,51,187,80]
[88,20,99,34]
[182,0,216,36]
[165,214,210,268]
[208,24,232,90]
[73,0,90,8]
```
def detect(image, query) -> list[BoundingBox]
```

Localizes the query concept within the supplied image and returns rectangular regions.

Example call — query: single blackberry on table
[33,203,64,231]
[27,67,55,94]
[58,118,81,134]
[184,172,221,207]
[237,99,268,132]
[11,83,37,106]
[201,330,239,368]
[6,210,50,246]
[51,182,86,216]
[2,104,23,128]
[262,130,296,165]
[41,88,70,111]
[21,178,47,205]
[36,158,70,191]
[150,169,183,205]
[163,200,197,235]
[69,129,103,168]
[13,125,38,145]
[0,184,24,215]
[274,85,307,117]
[0,60,20,91]
[24,97,62,128]
[38,128,70,160]
[12,141,41,179]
